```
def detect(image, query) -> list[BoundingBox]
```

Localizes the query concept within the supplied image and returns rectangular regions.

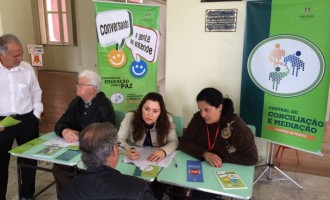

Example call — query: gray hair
[79,70,101,91]
[79,122,118,169]
[0,34,22,55]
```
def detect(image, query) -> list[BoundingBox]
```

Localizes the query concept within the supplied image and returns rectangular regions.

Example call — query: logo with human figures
[248,35,325,97]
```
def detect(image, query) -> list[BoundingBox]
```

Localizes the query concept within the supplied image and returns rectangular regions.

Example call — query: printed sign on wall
[95,1,160,111]
[240,0,330,155]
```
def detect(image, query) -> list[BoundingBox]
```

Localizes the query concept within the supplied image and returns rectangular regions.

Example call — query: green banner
[240,0,330,154]
[94,1,160,111]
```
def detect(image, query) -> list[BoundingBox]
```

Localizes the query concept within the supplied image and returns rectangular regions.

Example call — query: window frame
[37,0,77,46]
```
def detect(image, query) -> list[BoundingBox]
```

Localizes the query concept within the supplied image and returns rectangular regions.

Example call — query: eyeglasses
[75,82,95,87]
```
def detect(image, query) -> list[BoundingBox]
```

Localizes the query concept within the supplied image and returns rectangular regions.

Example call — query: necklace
[206,123,220,151]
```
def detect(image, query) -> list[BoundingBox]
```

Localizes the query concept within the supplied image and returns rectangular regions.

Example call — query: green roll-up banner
[240,0,330,154]
[94,1,160,111]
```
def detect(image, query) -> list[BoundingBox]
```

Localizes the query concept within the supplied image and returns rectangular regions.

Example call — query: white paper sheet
[123,147,176,168]
[43,137,79,147]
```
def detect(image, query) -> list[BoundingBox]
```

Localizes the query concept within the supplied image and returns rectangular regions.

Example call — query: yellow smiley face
[107,49,127,68]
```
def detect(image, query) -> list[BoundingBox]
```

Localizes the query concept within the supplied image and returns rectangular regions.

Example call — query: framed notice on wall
[205,9,237,32]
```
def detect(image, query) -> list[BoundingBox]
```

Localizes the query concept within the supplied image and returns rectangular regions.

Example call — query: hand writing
[126,148,140,160]
[203,151,222,168]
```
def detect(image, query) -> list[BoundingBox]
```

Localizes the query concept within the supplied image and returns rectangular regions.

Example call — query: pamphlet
[34,145,63,157]
[0,116,21,127]
[214,171,247,190]
[55,149,80,161]
[187,160,204,182]
[9,138,46,154]
[133,165,159,177]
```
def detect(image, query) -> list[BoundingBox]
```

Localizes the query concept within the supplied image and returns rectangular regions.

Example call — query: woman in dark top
[180,87,258,166]
[179,87,258,199]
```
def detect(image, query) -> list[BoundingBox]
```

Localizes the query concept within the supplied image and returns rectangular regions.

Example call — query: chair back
[173,115,184,138]
[247,124,256,136]
[115,110,126,129]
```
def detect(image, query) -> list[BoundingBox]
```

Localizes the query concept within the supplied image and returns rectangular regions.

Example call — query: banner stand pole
[254,142,303,189]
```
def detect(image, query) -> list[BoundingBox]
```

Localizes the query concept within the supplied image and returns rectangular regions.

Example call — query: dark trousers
[52,164,77,197]
[0,111,39,200]
[150,180,164,200]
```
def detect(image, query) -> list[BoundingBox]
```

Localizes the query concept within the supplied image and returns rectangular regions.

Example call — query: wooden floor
[37,70,330,178]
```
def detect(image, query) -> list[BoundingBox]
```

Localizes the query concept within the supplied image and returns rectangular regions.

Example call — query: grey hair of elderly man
[79,122,119,169]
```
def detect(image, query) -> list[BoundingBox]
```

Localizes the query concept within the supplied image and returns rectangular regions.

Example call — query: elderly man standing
[0,34,43,200]
[52,69,116,196]
[60,122,155,199]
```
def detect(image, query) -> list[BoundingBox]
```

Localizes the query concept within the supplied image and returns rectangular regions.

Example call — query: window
[37,0,76,45]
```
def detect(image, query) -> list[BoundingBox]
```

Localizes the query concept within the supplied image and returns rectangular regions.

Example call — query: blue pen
[174,158,178,168]
[119,145,126,151]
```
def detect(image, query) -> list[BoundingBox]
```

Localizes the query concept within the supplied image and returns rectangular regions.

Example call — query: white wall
[165,0,246,124]
[165,0,269,163]
[0,0,35,62]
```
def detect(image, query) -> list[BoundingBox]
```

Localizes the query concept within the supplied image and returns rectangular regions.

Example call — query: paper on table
[43,137,79,148]
[0,116,21,127]
[9,138,46,154]
[123,147,176,168]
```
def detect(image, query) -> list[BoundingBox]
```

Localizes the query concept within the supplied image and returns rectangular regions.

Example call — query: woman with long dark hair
[118,92,178,162]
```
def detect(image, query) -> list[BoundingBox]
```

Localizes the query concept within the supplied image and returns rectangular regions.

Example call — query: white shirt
[0,61,43,118]
[117,112,179,156]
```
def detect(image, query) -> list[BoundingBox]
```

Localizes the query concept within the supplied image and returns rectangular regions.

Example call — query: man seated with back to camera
[53,70,116,197]
[59,122,156,199]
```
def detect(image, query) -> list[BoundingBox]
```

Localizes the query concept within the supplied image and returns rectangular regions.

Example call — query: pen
[174,158,178,168]
[119,145,126,151]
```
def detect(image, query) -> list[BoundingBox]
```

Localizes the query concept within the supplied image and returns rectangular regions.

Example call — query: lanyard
[206,123,220,151]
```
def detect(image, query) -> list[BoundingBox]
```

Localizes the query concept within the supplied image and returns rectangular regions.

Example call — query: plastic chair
[275,145,300,167]
[173,115,183,138]
[247,124,256,136]
[114,110,126,129]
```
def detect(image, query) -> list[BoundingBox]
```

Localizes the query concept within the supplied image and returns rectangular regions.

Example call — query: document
[34,145,64,157]
[44,137,79,148]
[214,171,247,190]
[123,147,176,168]
[9,138,46,154]
[133,165,159,177]
[55,149,80,161]
[0,116,21,127]
[187,160,204,182]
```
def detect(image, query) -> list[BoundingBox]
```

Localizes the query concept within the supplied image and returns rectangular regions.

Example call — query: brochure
[34,145,63,157]
[133,165,159,177]
[0,116,21,127]
[187,160,204,182]
[214,171,247,190]
[55,149,80,161]
[9,138,46,154]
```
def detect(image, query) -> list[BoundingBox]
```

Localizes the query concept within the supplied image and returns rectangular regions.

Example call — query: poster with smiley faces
[95,2,160,111]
